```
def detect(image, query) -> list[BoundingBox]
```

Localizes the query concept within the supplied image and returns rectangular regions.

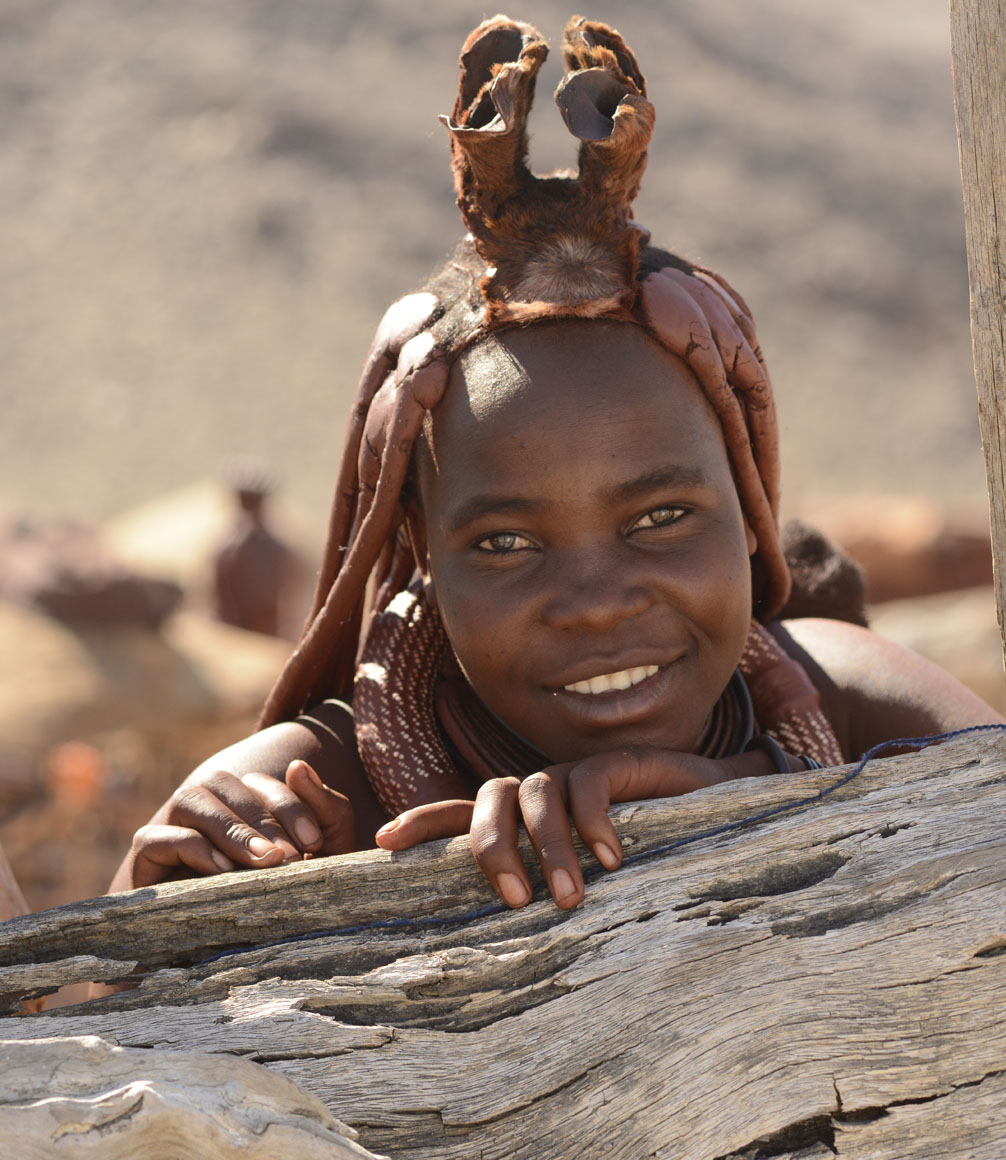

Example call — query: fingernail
[550,868,578,903]
[594,842,620,870]
[293,817,320,848]
[291,760,322,789]
[496,872,529,908]
[376,818,401,835]
[211,850,235,872]
[248,836,278,858]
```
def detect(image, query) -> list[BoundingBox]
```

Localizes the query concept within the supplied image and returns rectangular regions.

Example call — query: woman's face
[413,320,756,763]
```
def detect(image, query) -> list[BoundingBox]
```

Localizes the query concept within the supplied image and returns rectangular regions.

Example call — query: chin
[535,719,709,765]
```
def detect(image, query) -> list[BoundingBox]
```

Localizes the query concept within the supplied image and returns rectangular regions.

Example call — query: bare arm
[772,617,1005,760]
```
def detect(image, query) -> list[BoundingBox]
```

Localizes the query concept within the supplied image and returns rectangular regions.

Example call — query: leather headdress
[258,17,841,806]
[444,15,654,324]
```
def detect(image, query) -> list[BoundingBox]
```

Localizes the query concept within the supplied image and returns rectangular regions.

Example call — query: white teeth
[564,664,659,695]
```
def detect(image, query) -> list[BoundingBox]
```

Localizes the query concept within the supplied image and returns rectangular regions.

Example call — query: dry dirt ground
[0,0,990,539]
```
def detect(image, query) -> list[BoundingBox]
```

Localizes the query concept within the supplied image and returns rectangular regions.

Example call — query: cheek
[678,520,753,612]
[671,522,754,682]
[717,535,756,630]
[429,563,517,670]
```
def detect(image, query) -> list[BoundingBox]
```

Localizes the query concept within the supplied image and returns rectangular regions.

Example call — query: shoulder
[767,617,1004,759]
[190,699,360,784]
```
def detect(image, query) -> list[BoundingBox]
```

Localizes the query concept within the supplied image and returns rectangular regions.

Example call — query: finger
[566,755,624,871]
[285,760,357,855]
[233,770,322,854]
[470,777,532,909]
[130,824,236,889]
[518,771,583,908]
[569,748,723,872]
[375,799,475,850]
[168,780,289,868]
[200,771,301,860]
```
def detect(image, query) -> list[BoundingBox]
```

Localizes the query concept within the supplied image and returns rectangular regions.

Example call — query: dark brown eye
[475,532,533,553]
[632,507,685,531]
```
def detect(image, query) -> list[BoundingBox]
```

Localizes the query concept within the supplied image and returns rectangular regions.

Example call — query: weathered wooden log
[952,0,1006,671]
[0,1035,385,1158]
[1,731,1004,1159]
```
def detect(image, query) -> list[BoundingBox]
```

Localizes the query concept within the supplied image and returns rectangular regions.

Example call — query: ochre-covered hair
[259,16,842,807]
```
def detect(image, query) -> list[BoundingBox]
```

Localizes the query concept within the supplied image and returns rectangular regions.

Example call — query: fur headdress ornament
[444,15,654,323]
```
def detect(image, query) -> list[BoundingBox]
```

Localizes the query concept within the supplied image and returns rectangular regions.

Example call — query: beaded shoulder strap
[739,622,844,767]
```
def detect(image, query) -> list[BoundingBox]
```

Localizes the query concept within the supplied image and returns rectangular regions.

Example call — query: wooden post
[0,842,29,926]
[951,0,1006,680]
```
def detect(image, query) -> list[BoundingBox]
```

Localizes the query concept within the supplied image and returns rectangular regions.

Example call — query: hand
[376,746,774,910]
[126,760,356,888]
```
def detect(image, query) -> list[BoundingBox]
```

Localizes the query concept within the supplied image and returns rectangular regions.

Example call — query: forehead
[414,320,735,514]
[429,319,724,452]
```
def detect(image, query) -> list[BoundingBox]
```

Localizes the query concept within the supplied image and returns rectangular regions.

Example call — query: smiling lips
[563,664,661,696]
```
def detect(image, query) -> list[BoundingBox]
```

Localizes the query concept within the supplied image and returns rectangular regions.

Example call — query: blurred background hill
[0,0,988,530]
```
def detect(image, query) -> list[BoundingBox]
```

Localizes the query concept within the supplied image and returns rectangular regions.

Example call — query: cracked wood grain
[0,733,1004,1157]
[952,0,1006,675]
[833,1068,1006,1159]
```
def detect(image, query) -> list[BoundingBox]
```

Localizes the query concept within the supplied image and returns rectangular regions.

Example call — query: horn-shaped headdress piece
[444,15,653,323]
[258,16,839,809]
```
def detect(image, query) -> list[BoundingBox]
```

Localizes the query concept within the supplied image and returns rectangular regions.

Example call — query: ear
[403,498,438,611]
[744,517,758,557]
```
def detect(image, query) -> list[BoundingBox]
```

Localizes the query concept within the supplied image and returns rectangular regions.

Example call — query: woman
[110,16,1002,908]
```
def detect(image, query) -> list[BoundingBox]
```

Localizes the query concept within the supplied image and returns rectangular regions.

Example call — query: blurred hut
[0,507,296,910]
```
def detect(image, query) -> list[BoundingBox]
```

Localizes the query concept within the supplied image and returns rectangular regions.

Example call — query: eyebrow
[605,465,712,505]
[447,495,543,533]
[446,466,711,534]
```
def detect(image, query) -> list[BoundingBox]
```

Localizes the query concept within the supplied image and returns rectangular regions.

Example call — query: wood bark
[952,0,1006,676]
[1,732,1004,1159]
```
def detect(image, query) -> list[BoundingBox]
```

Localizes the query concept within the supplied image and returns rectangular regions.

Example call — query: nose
[540,546,654,633]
